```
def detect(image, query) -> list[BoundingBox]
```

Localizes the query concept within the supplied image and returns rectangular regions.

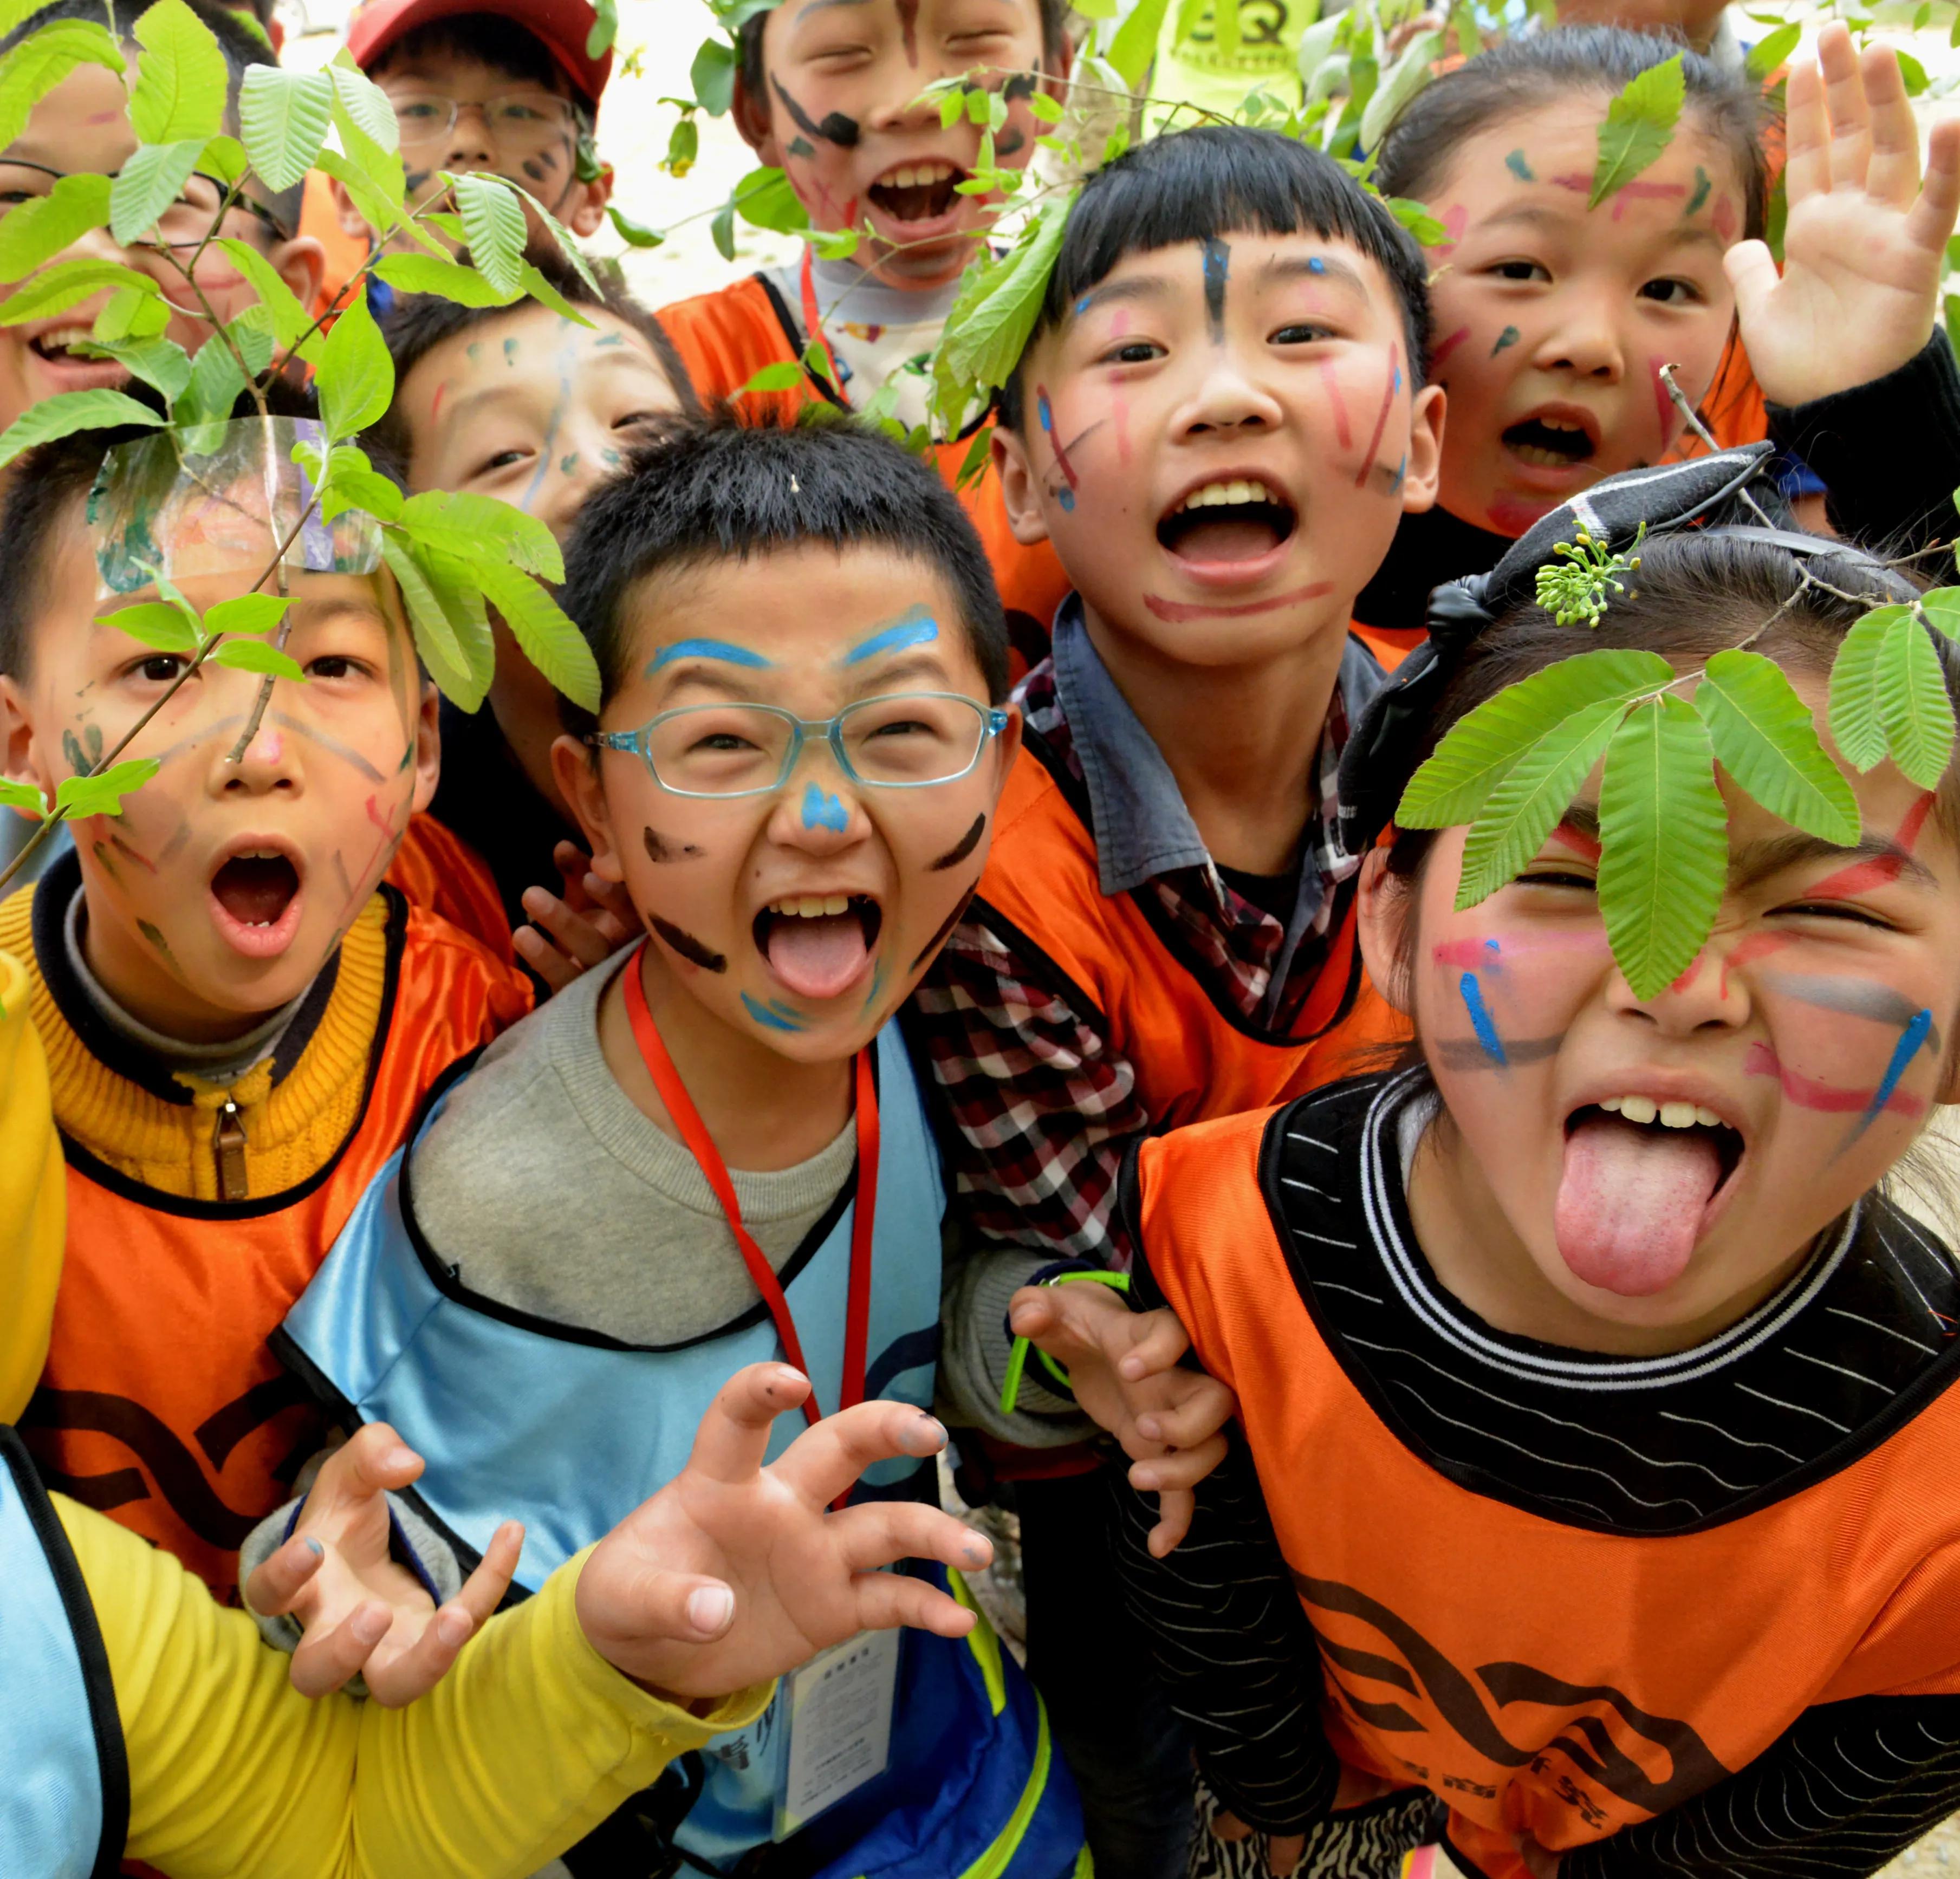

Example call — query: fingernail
[385,1446,418,1472]
[687,1584,734,1633]
[1133,1467,1159,1490]
[910,1412,947,1449]
[304,1536,324,1558]
[964,1537,990,1566]
[436,1607,471,1646]
[514,928,541,954]
[1119,1357,1144,1379]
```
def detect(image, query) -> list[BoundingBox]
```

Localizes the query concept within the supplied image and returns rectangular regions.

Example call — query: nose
[765,746,868,853]
[1605,941,1748,1036]
[212,710,301,799]
[441,101,497,172]
[532,417,615,534]
[1179,351,1285,439]
[865,65,950,133]
[1531,283,1626,384]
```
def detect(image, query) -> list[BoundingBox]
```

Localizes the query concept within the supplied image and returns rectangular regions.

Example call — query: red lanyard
[623,946,879,1434]
[799,246,846,408]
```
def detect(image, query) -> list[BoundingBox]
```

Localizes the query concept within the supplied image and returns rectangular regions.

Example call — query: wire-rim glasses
[0,160,289,245]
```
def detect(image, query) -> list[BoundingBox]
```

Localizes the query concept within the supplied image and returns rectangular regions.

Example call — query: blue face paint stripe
[742,991,807,1031]
[648,639,774,672]
[801,782,848,831]
[1459,972,1507,1067]
[1855,1007,1935,1136]
[1201,237,1229,338]
[842,607,939,665]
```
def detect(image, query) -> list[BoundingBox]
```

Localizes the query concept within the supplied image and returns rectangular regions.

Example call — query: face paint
[62,724,103,775]
[742,990,808,1031]
[1430,930,1608,969]
[1712,197,1738,243]
[843,606,937,664]
[137,918,176,965]
[787,135,815,158]
[649,639,774,672]
[1035,386,1079,509]
[1315,357,1353,447]
[1763,974,1943,1052]
[801,783,848,832]
[895,0,918,64]
[1437,1031,1564,1070]
[1854,1009,1936,1138]
[1380,453,1408,498]
[108,831,156,874]
[860,957,887,1010]
[1802,794,1937,899]
[1745,1041,1930,1119]
[521,157,546,182]
[1142,580,1334,624]
[1429,326,1470,373]
[92,841,120,885]
[769,73,861,147]
[1200,237,1230,341]
[1684,166,1712,218]
[1608,179,1687,222]
[1491,326,1520,358]
[930,813,985,872]
[648,913,728,972]
[1354,344,1401,491]
[910,885,977,973]
[503,337,519,363]
[995,128,1026,158]
[269,711,386,784]
[644,826,706,863]
[1505,149,1535,183]
[560,453,579,475]
[1459,971,1507,1065]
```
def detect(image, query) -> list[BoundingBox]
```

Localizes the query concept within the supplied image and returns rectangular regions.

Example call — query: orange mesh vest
[658,274,1070,669]
[973,747,1407,1136]
[1134,1105,1960,1879]
[11,885,529,1599]
[385,810,516,968]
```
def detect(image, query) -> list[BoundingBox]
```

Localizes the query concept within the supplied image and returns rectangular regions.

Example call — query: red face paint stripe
[1745,1041,1929,1118]
[1143,581,1334,622]
[1428,326,1470,373]
[1318,356,1353,447]
[1551,820,1601,864]
[1354,344,1400,491]
[1897,790,1937,854]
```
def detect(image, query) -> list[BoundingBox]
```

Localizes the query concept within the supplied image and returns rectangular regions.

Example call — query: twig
[1658,362,1779,528]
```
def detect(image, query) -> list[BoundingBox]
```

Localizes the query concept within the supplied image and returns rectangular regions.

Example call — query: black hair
[736,0,1069,118]
[364,245,699,470]
[2,0,304,232]
[556,415,1009,740]
[1374,25,1769,249]
[997,125,1432,432]
[367,12,595,120]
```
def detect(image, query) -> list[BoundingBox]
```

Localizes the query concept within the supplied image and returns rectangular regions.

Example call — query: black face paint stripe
[648,913,728,972]
[929,814,986,872]
[909,884,977,973]
[770,73,861,147]
[644,826,706,863]
[1201,236,1229,340]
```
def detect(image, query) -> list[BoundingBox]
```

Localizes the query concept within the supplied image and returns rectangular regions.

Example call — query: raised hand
[515,839,638,991]
[1007,1283,1235,1557]
[576,1364,994,1701]
[243,1424,523,1705]
[1728,23,1960,408]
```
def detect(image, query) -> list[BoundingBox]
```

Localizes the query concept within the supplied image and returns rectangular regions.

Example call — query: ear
[267,235,325,321]
[563,163,614,238]
[992,427,1050,548]
[1040,30,1074,91]
[1355,846,1415,1017]
[0,675,53,804]
[733,70,781,165]
[408,678,441,814]
[329,176,372,245]
[1400,382,1446,517]
[554,732,624,883]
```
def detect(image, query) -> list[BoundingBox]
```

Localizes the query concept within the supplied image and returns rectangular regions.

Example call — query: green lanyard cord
[997,1269,1133,1415]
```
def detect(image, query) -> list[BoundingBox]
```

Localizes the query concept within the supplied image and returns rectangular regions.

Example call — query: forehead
[1065,228,1402,326]
[770,0,1041,45]
[368,46,566,92]
[10,61,139,167]
[406,308,670,413]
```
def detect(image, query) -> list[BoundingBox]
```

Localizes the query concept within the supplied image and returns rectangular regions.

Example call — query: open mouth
[1156,478,1299,564]
[752,893,884,1001]
[209,848,303,956]
[1555,1096,1744,1297]
[27,324,128,381]
[1502,416,1596,470]
[867,161,965,225]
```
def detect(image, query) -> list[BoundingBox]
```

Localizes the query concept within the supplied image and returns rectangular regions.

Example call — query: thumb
[582,1561,738,1664]
[1007,1289,1064,1343]
[1723,240,1781,336]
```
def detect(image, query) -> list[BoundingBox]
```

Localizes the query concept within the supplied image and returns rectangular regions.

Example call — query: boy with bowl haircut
[0,402,531,1600]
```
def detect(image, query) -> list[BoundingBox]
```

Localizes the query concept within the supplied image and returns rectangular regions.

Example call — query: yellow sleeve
[56,1497,774,1879]
[0,946,64,1423]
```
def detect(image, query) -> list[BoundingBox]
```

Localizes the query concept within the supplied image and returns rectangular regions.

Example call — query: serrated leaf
[1873,609,1955,789]
[0,172,111,283]
[1695,648,1860,844]
[204,593,293,638]
[1597,694,1727,1000]
[0,258,159,326]
[313,149,414,246]
[94,282,171,342]
[932,191,1072,428]
[502,184,602,294]
[1829,604,1910,771]
[733,166,810,234]
[1919,587,1960,639]
[1397,648,1675,829]
[128,0,228,144]
[1590,52,1684,210]
[739,359,807,394]
[398,489,563,581]
[374,251,517,307]
[453,173,527,295]
[0,387,164,469]
[320,465,404,523]
[380,532,482,706]
[239,67,334,192]
[691,36,736,115]
[0,21,126,151]
[54,757,160,820]
[327,59,401,154]
[210,638,306,679]
[516,259,596,328]
[0,777,48,818]
[211,238,322,365]
[316,284,393,440]
[1456,697,1628,908]
[109,138,206,246]
[1108,0,1172,86]
[477,562,600,710]
[173,329,247,428]
[74,333,192,402]
[97,599,199,651]
[1361,27,1443,150]
[1745,20,1799,79]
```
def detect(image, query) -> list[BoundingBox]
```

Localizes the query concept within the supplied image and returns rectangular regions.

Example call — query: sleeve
[1767,333,1960,554]
[1108,1440,1344,1835]
[60,1496,773,1879]
[0,946,63,1423]
[907,913,1152,1265]
[1566,1694,1960,1879]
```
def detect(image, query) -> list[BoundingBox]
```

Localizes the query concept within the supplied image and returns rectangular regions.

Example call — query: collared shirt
[909,599,1384,1264]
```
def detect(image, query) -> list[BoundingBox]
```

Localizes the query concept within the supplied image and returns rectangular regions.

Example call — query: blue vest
[279,1025,1085,1879]
[0,1426,126,1879]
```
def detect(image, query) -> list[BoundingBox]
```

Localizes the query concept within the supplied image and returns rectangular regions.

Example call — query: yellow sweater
[0,946,61,1421]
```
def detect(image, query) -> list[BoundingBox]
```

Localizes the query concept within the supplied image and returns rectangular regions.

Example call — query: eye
[693,729,764,754]
[1097,339,1163,367]
[1489,259,1551,284]
[614,408,664,433]
[1773,899,1896,931]
[129,654,191,684]
[1271,321,1332,346]
[1517,868,1596,893]
[1639,277,1703,307]
[306,654,367,681]
[473,447,531,474]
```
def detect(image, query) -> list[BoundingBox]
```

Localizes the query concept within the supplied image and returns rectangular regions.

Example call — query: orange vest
[657,274,1070,673]
[974,745,1407,1135]
[21,889,526,1599]
[1135,1105,1960,1879]
[385,810,517,968]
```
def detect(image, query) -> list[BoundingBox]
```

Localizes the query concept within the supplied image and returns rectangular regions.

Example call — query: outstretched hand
[1728,23,1960,407]
[576,1363,993,1701]
[515,840,638,992]
[1007,1284,1235,1557]
[243,1425,523,1705]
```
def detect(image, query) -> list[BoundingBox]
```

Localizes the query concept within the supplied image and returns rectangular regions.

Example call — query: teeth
[1619,1095,1658,1124]
[1510,444,1573,469]
[1176,478,1276,512]
[34,323,96,354]
[1695,1105,1724,1128]
[1658,1101,1698,1129]
[1539,418,1583,433]
[1599,1095,1730,1130]
[886,162,953,189]
[769,895,853,918]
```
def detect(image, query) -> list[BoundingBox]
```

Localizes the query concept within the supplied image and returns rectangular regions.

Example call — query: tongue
[1553,1114,1722,1297]
[766,913,869,1000]
[212,856,297,926]
[1171,516,1282,563]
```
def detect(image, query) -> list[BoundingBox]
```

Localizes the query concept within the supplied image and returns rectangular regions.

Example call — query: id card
[771,1627,901,1841]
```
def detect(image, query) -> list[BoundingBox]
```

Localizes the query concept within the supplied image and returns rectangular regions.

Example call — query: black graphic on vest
[1295,1574,1730,1817]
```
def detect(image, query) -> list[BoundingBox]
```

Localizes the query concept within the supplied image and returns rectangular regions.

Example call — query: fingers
[1129,1432,1229,1496]
[846,1568,978,1640]
[243,1531,326,1620]
[1905,114,1960,258]
[1133,1374,1234,1448]
[1006,1287,1062,1344]
[1819,23,1873,193]
[831,1499,995,1577]
[307,1422,424,1517]
[1115,1305,1191,1382]
[513,922,585,993]
[517,887,618,979]
[287,1598,396,1699]
[361,1522,524,1707]
[1859,38,1922,207]
[1147,1487,1193,1557]
[1723,240,1780,336]
[685,1363,812,1485]
[1783,54,1826,204]
[769,1400,950,1508]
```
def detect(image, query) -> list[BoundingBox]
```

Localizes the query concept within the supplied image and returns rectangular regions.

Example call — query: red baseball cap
[346,0,614,113]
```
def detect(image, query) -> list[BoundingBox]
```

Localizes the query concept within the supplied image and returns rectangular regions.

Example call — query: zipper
[213,1098,249,1200]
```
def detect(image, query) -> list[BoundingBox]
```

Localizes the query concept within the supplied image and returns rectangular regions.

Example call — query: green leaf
[0,387,164,470]
[739,359,807,394]
[0,172,111,284]
[54,757,160,820]
[109,139,206,246]
[97,599,199,651]
[0,21,126,151]
[1384,196,1449,247]
[1589,51,1684,210]
[1874,609,1955,789]
[374,250,518,307]
[209,638,306,679]
[938,89,963,130]
[1397,648,1675,829]
[320,464,404,523]
[398,489,563,581]
[517,259,596,328]
[479,563,601,709]
[1456,698,1629,908]
[1597,694,1727,1000]
[452,175,527,296]
[1361,28,1443,151]
[328,57,401,154]
[1829,603,1910,771]
[228,308,274,376]
[76,334,192,402]
[239,66,334,192]
[1897,50,1930,97]
[691,36,736,115]
[213,237,322,363]
[711,198,735,261]
[1107,0,1171,86]
[932,190,1072,428]
[502,184,602,295]
[172,330,248,428]
[0,258,159,326]
[316,285,393,440]
[606,202,664,249]
[587,0,618,57]
[733,166,810,233]
[1919,587,1960,639]
[200,133,247,185]
[0,777,48,818]
[1029,90,1063,124]
[93,283,170,343]
[204,593,293,638]
[128,0,228,142]
[1745,19,1799,80]
[313,149,408,246]
[380,534,491,708]
[1695,648,1860,844]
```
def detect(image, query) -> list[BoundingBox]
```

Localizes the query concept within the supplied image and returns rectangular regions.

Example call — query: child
[0,400,531,1598]
[1113,455,1960,1879]
[1352,23,1960,653]
[656,0,1076,648]
[0,0,323,466]
[369,258,698,985]
[256,418,1098,1875]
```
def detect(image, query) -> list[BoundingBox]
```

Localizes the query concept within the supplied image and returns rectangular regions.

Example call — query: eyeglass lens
[390,94,578,152]
[646,697,990,795]
[0,163,233,248]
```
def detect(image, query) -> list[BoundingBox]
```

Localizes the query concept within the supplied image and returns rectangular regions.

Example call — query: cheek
[1418,924,1614,1070]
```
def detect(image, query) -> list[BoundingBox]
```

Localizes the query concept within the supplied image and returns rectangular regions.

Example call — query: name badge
[772,1627,901,1841]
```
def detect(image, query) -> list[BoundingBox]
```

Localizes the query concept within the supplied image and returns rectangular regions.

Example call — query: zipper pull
[214,1099,249,1201]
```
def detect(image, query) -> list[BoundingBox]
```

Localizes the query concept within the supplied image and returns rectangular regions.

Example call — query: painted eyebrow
[1258,253,1368,293]
[843,609,939,664]
[1071,276,1175,317]
[849,652,950,692]
[646,639,775,673]
[1730,833,1936,895]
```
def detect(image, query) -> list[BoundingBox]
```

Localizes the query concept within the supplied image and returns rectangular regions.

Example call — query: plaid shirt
[910,601,1383,1267]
